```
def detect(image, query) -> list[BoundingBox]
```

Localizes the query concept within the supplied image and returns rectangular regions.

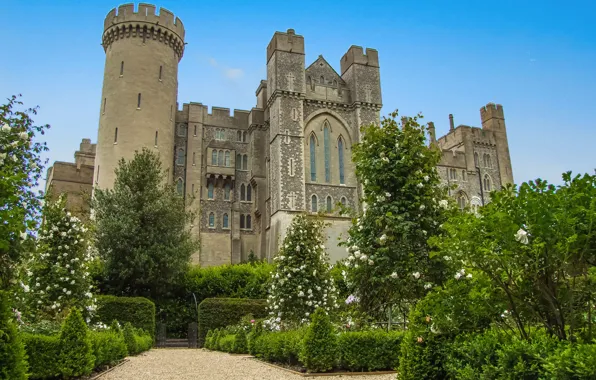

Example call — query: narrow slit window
[324,124,330,182]
[212,150,217,165]
[326,196,332,212]
[338,137,345,184]
[218,150,224,166]
[120,61,124,76]
[159,65,163,80]
[236,154,241,169]
[240,184,246,201]
[310,134,316,181]
[176,179,183,195]
[208,213,214,227]
[224,183,230,201]
[103,98,106,114]
[192,152,196,165]
[224,151,230,167]
[246,215,252,229]
[155,131,158,146]
[243,155,248,170]
[289,158,294,176]
[170,105,173,120]
[247,185,252,202]
[240,214,245,229]
[311,195,317,212]
[137,93,142,108]
[114,128,118,143]
[208,182,214,199]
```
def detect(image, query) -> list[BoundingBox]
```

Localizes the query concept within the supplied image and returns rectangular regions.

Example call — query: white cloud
[225,68,244,80]
[203,56,244,82]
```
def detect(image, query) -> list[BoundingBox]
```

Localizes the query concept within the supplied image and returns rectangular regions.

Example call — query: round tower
[94,3,185,190]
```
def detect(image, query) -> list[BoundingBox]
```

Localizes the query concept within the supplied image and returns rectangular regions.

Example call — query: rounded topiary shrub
[123,322,137,355]
[59,307,95,378]
[0,291,28,380]
[300,308,337,373]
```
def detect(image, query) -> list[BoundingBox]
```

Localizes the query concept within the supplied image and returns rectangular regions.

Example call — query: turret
[340,46,381,107]
[94,3,185,190]
[480,103,514,185]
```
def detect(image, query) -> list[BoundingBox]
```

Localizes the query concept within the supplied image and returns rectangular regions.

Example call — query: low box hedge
[197,298,267,347]
[22,334,61,379]
[93,295,156,337]
[338,330,403,371]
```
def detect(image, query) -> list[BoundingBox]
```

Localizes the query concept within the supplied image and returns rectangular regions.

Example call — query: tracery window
[483,175,491,191]
[324,123,330,183]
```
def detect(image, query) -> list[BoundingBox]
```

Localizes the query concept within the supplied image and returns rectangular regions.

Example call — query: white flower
[467,273,472,278]
[298,291,304,297]
[439,199,449,209]
[379,234,387,244]
[515,228,529,245]
[70,280,75,285]
[412,272,421,279]
[360,254,367,261]
[19,131,29,140]
[420,205,426,211]
[62,288,67,293]
[35,282,40,287]
[390,272,398,279]
[385,192,391,198]
[305,312,310,317]
[455,272,462,280]
[417,183,424,188]
[60,232,66,237]
[368,260,374,265]
[424,283,432,289]
[424,175,430,181]
[382,157,390,163]
[20,231,27,240]
[1,123,10,132]
[66,290,72,295]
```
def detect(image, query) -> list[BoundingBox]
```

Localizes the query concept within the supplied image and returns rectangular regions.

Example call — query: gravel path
[100,349,396,380]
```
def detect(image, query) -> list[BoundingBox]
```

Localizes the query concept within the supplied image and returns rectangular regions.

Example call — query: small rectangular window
[96,165,100,184]
[120,61,124,76]
[155,131,158,146]
[191,184,195,194]
[137,93,142,109]
[103,98,106,114]
[159,65,163,80]
[114,128,118,144]
[192,152,196,165]
[194,125,197,136]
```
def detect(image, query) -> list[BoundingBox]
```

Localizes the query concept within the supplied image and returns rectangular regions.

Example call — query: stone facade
[48,4,514,267]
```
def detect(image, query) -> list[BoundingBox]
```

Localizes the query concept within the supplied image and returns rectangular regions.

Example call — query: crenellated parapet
[102,3,185,60]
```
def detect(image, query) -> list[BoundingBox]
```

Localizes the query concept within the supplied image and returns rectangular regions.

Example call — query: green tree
[59,308,95,378]
[92,148,199,300]
[343,111,449,319]
[300,308,337,373]
[431,172,596,341]
[0,291,28,380]
[21,194,96,321]
[0,95,49,290]
[266,214,338,328]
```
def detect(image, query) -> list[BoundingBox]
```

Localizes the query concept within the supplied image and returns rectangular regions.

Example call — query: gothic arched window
[240,184,246,201]
[237,131,242,141]
[236,154,241,169]
[208,212,214,227]
[247,184,252,202]
[324,123,331,183]
[338,136,345,184]
[484,175,491,192]
[311,194,318,212]
[207,182,214,199]
[177,148,185,166]
[310,134,317,182]
[240,214,245,229]
[326,196,332,212]
[224,183,230,201]
[246,215,252,229]
[243,155,248,170]
[340,197,347,206]
[224,151,230,167]
[176,178,183,195]
[457,192,467,210]
[223,213,229,228]
[212,150,217,165]
[218,150,224,166]
[243,131,247,142]
[474,152,479,167]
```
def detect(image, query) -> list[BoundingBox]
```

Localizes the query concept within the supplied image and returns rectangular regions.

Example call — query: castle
[45,3,514,267]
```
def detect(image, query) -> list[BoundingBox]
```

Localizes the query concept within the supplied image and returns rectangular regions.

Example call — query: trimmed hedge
[338,330,403,371]
[90,330,128,368]
[198,298,267,347]
[94,295,156,337]
[0,290,28,380]
[22,334,60,379]
[252,330,305,365]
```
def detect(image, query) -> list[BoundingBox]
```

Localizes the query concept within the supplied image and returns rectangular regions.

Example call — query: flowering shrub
[0,95,49,289]
[342,111,449,320]
[22,194,95,321]
[266,214,338,328]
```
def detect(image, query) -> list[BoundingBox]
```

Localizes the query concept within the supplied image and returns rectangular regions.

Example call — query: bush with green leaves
[251,329,305,365]
[300,308,337,373]
[267,214,338,328]
[0,290,28,380]
[343,111,449,320]
[90,329,128,368]
[58,307,95,378]
[21,333,61,379]
[0,95,49,290]
[21,194,95,321]
[123,322,138,355]
[544,341,596,379]
[248,320,264,355]
[338,330,403,371]
[232,328,248,354]
[198,298,267,347]
[93,295,155,337]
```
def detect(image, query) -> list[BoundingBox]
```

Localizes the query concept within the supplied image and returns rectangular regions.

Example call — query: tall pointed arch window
[247,184,252,202]
[224,151,230,167]
[176,178,183,195]
[236,154,241,169]
[240,214,245,229]
[338,136,345,184]
[212,150,217,165]
[207,182,214,199]
[326,196,332,212]
[310,134,317,181]
[218,150,224,166]
[240,184,246,201]
[483,175,491,192]
[324,123,331,183]
[224,183,231,201]
[176,148,184,165]
[208,213,215,228]
[311,194,318,212]
[223,213,229,229]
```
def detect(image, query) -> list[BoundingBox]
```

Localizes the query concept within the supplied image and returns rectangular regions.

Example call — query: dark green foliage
[90,330,128,367]
[197,298,267,347]
[398,330,450,380]
[252,329,305,365]
[544,342,596,379]
[92,148,199,300]
[22,333,60,379]
[93,295,155,337]
[123,322,137,355]
[158,262,272,338]
[337,330,403,371]
[300,308,337,373]
[0,291,28,380]
[232,328,248,354]
[205,330,213,349]
[248,320,264,355]
[58,308,95,378]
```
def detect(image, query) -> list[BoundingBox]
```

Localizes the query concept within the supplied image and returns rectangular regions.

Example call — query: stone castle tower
[95,4,185,190]
[46,3,514,267]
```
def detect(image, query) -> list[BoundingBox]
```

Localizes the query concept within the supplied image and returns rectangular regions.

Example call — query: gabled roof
[305,55,345,85]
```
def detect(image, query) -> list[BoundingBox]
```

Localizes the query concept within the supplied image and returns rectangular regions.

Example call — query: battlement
[480,102,504,122]
[266,28,305,63]
[104,3,185,40]
[340,45,379,75]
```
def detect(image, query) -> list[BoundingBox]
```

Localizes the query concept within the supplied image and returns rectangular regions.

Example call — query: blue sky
[1,0,595,187]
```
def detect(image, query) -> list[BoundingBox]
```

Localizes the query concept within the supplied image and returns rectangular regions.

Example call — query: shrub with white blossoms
[342,111,450,319]
[22,194,96,321]
[266,214,338,329]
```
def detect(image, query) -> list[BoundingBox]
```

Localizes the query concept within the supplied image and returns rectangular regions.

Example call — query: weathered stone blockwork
[48,4,514,267]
